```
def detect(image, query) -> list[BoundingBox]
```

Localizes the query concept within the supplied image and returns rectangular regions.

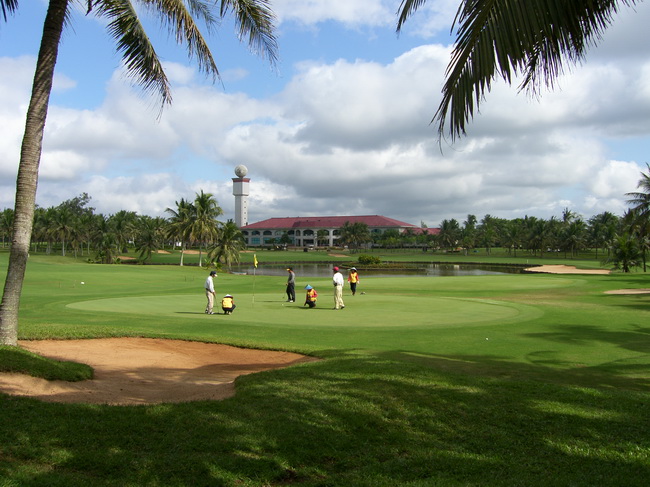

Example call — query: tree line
[313,165,650,273]
[0,191,245,269]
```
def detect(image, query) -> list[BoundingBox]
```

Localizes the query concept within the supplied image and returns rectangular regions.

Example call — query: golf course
[1,250,649,486]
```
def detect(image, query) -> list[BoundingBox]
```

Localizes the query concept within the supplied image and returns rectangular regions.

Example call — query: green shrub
[357,254,381,265]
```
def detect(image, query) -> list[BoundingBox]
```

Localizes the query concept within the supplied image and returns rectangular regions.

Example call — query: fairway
[2,254,650,486]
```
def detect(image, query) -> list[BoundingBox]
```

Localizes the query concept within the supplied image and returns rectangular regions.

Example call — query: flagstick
[252,254,258,307]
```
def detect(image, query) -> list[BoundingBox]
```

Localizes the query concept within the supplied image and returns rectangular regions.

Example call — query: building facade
[240,215,428,247]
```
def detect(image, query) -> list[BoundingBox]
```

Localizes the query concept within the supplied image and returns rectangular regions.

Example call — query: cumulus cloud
[1,2,649,228]
[273,0,394,27]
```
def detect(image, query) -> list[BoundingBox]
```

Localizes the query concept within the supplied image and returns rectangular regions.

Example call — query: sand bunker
[0,338,317,406]
[525,265,610,275]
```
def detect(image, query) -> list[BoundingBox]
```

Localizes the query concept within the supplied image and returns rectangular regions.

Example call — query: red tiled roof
[242,215,419,230]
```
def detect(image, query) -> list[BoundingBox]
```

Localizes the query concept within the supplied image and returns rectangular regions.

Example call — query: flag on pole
[254,254,258,268]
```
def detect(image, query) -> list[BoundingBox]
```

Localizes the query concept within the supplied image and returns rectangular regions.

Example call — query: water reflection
[230,263,523,278]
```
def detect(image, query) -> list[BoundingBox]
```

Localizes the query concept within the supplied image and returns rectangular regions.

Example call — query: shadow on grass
[1,352,648,486]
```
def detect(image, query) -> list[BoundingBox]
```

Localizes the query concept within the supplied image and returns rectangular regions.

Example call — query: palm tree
[603,233,641,273]
[135,216,162,263]
[189,190,223,267]
[93,215,120,264]
[208,220,245,270]
[51,205,76,257]
[165,197,194,266]
[588,211,620,259]
[626,163,650,271]
[316,229,329,247]
[396,0,642,142]
[339,221,371,252]
[437,218,461,250]
[0,0,278,346]
[0,208,14,248]
[109,210,138,254]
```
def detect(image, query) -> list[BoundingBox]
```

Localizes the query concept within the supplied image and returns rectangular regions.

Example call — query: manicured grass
[0,346,93,381]
[0,251,649,485]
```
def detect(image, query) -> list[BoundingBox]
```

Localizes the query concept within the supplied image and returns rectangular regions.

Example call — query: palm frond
[1,0,19,22]
[398,0,641,143]
[396,0,429,33]
[143,0,220,80]
[220,0,278,67]
[94,0,173,105]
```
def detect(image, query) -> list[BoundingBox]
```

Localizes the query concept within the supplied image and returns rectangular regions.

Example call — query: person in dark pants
[304,285,318,308]
[348,267,360,295]
[221,294,236,314]
[286,267,296,302]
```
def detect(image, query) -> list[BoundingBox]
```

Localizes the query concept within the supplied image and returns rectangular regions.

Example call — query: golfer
[204,270,217,315]
[286,267,296,302]
[332,266,345,310]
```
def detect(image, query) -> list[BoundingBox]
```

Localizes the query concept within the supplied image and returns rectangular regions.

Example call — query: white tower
[232,165,250,228]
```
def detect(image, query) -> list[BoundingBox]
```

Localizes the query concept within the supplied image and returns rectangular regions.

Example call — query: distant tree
[626,163,650,271]
[189,191,223,267]
[561,218,587,258]
[93,215,120,265]
[109,210,138,253]
[604,233,641,273]
[438,218,461,250]
[339,221,371,252]
[588,212,620,259]
[165,198,194,266]
[135,216,163,263]
[0,208,14,248]
[208,220,245,270]
[51,205,76,257]
[502,219,524,257]
[279,232,293,246]
[316,229,329,247]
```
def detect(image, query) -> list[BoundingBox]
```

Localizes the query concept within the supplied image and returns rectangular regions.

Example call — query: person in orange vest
[347,267,360,296]
[221,294,236,314]
[304,285,318,308]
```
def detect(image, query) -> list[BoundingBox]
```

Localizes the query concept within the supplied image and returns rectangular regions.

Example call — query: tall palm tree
[397,0,642,142]
[109,210,138,254]
[93,214,120,264]
[51,205,76,257]
[588,211,620,259]
[189,190,223,267]
[0,0,278,346]
[165,197,194,266]
[135,216,162,263]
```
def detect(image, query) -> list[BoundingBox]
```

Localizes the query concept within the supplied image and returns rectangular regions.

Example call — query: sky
[1,0,649,228]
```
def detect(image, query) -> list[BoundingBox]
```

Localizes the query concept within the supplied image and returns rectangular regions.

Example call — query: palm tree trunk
[0,0,68,346]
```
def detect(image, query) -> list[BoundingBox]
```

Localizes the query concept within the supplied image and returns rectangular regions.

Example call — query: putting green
[67,292,542,329]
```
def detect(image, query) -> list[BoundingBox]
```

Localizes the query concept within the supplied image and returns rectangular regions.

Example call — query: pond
[229,263,525,278]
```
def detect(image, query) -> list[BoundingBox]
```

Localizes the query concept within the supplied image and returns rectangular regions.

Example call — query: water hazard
[230,263,524,278]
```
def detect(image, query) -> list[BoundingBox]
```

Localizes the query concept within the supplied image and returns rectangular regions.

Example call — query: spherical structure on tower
[234,165,248,178]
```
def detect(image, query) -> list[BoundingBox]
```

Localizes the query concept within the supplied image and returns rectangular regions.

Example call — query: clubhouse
[240,215,438,247]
